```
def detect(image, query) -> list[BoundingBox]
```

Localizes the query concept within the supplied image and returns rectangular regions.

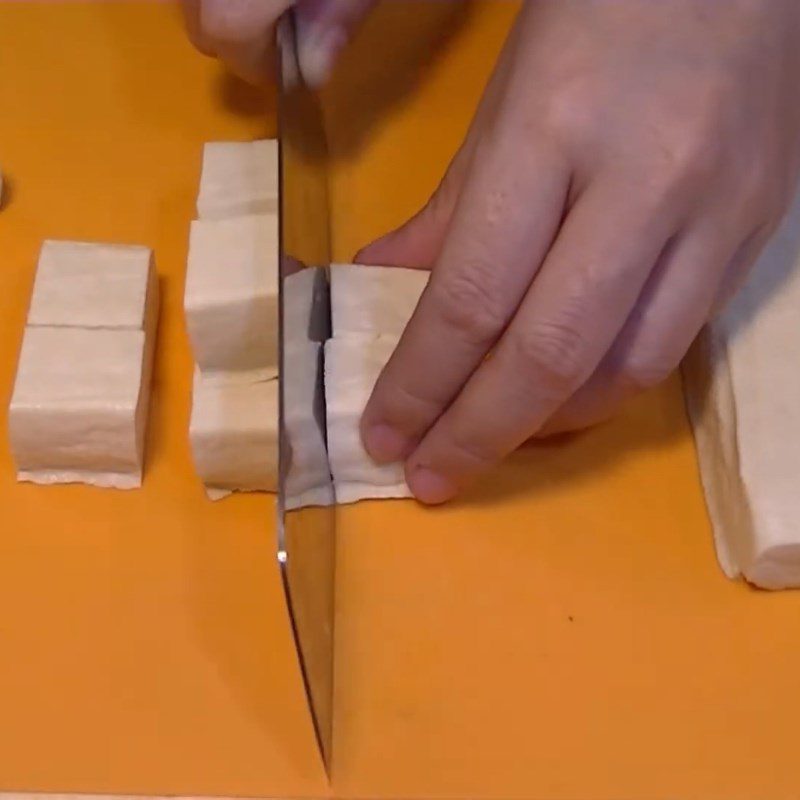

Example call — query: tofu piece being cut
[325,336,412,505]
[197,140,278,220]
[190,370,278,497]
[28,240,156,330]
[330,263,429,338]
[185,213,278,380]
[9,326,154,488]
[284,340,334,509]
[683,194,800,590]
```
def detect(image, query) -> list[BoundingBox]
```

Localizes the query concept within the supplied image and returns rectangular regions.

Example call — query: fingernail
[296,23,346,88]
[362,423,409,464]
[408,467,456,506]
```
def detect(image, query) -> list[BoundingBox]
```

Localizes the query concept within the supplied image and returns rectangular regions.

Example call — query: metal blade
[276,10,336,775]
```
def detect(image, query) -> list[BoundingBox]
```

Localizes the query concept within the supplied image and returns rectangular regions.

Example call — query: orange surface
[2,3,800,800]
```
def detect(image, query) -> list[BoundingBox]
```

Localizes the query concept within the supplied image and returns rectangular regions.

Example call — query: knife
[275,10,337,776]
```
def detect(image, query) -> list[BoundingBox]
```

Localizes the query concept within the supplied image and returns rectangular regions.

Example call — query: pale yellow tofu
[683,193,800,589]
[324,335,411,505]
[196,140,278,220]
[185,213,278,380]
[28,240,156,330]
[189,371,278,495]
[9,326,153,488]
[329,263,428,338]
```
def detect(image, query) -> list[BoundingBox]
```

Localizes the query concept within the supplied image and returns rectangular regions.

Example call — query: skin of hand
[358,0,800,505]
[180,0,374,86]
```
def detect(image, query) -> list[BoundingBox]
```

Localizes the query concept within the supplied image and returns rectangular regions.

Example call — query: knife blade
[276,10,337,775]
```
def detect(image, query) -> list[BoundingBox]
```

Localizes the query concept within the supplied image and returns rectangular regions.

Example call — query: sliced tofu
[9,326,153,488]
[325,335,411,504]
[28,240,156,330]
[683,196,800,589]
[185,213,278,380]
[197,140,278,220]
[190,371,279,496]
[330,263,428,338]
[284,340,334,509]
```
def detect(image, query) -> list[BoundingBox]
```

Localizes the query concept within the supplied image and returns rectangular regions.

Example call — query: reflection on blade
[276,10,337,775]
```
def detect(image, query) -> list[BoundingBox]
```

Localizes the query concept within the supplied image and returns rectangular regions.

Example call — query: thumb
[295,0,376,87]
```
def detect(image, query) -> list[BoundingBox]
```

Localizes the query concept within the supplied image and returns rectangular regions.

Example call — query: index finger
[360,133,570,464]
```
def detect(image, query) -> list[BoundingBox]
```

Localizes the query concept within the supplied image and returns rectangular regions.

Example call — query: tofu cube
[325,336,412,504]
[330,263,429,338]
[28,240,156,330]
[197,140,278,220]
[284,340,334,508]
[190,371,279,495]
[185,213,278,379]
[9,327,154,488]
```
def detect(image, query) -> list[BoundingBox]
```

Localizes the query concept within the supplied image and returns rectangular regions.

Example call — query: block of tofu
[185,213,278,380]
[197,140,278,220]
[683,195,800,590]
[325,336,412,505]
[8,326,154,488]
[284,340,334,509]
[28,240,156,330]
[190,371,278,496]
[283,266,330,346]
[330,263,429,338]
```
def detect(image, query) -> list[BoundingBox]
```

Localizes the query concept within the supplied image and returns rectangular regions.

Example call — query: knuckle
[432,264,508,347]
[512,319,594,393]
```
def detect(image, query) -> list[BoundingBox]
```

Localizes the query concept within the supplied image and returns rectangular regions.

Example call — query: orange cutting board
[1,3,800,800]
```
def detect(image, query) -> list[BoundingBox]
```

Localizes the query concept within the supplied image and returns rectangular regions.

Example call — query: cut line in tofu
[196,139,278,220]
[185,213,278,380]
[9,326,154,489]
[325,335,412,505]
[28,240,156,331]
[330,263,429,338]
[189,370,278,497]
[683,192,800,590]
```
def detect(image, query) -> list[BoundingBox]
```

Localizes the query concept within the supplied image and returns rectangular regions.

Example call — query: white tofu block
[185,213,278,380]
[197,140,278,220]
[283,266,330,346]
[330,263,429,338]
[325,336,412,505]
[683,191,800,590]
[284,340,334,509]
[28,240,156,330]
[9,326,154,488]
[190,371,278,496]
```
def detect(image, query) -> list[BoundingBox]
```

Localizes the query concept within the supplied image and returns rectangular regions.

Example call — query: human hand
[358,0,800,504]
[181,0,374,86]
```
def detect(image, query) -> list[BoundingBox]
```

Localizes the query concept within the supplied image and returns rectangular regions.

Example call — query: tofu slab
[9,326,153,488]
[330,263,428,338]
[683,195,800,589]
[325,335,412,505]
[190,371,278,496]
[185,213,278,380]
[197,140,278,220]
[28,240,156,330]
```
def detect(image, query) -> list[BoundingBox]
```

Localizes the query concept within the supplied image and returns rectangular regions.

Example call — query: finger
[295,0,377,87]
[539,222,749,435]
[404,178,679,504]
[355,19,523,269]
[360,132,571,465]
[180,0,216,57]
[199,0,291,84]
